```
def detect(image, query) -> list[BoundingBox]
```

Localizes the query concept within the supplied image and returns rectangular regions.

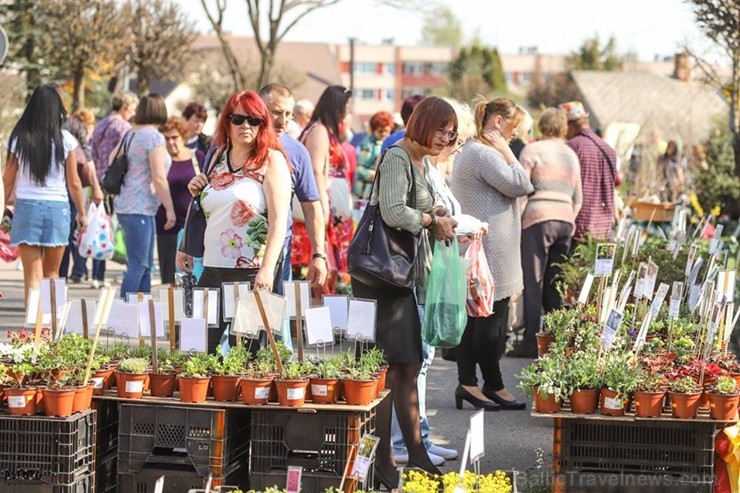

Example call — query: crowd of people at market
[3,82,627,485]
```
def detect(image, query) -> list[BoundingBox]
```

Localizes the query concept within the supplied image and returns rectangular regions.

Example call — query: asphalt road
[0,260,552,475]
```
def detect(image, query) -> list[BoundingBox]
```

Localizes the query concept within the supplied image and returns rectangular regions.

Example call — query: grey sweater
[450,140,534,301]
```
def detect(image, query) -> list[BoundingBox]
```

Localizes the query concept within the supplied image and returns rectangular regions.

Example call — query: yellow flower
[689,192,704,217]
[711,204,721,217]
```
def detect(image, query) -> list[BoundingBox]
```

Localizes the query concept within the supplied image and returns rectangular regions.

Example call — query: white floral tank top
[201,152,269,269]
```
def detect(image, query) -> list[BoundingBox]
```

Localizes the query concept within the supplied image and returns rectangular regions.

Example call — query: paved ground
[0,259,552,475]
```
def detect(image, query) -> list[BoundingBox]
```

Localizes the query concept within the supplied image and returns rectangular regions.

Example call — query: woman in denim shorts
[2,84,88,305]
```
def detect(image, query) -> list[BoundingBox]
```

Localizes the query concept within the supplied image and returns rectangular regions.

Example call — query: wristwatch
[426,214,437,229]
[312,253,327,261]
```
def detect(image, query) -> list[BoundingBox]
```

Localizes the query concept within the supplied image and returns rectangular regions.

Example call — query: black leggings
[156,233,178,286]
[456,298,510,391]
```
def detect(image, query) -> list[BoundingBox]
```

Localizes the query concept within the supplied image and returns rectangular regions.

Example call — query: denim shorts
[10,198,70,247]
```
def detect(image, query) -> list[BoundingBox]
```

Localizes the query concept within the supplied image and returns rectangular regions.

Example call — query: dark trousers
[59,198,88,279]
[456,298,510,391]
[156,232,179,286]
[521,221,572,350]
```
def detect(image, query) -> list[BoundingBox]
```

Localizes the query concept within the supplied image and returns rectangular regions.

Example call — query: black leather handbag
[348,147,419,295]
[102,131,134,195]
[179,147,221,257]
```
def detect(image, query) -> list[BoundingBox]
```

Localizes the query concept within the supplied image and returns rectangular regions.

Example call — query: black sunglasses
[228,113,264,127]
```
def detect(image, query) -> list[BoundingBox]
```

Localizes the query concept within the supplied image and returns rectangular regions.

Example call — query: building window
[521,72,531,84]
[354,88,376,100]
[354,62,377,74]
[384,89,395,101]
[385,63,395,75]
[402,62,424,76]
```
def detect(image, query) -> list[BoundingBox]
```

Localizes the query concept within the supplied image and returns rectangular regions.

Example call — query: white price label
[603,396,623,410]
[311,384,328,397]
[254,386,270,399]
[125,380,144,393]
[92,377,105,389]
[287,387,305,400]
[7,396,27,408]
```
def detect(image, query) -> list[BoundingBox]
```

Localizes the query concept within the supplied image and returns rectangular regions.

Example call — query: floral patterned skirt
[291,216,353,294]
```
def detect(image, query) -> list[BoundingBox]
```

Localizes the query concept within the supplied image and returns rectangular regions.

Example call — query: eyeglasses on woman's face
[228,113,264,127]
[435,128,458,143]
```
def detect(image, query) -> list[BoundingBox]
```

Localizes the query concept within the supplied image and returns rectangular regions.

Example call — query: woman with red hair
[177,91,292,351]
[353,111,393,200]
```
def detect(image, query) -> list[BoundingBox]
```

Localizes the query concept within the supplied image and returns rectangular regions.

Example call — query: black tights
[375,362,441,480]
[456,298,510,391]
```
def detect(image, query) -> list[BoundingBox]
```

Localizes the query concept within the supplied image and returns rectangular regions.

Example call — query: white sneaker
[427,443,459,460]
[393,451,445,466]
[91,280,101,289]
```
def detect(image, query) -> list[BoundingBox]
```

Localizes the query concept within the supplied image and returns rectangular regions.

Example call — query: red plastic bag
[0,230,19,263]
[463,239,495,317]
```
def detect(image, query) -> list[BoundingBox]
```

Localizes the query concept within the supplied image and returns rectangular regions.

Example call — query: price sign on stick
[193,289,219,325]
[685,244,698,277]
[469,410,485,462]
[594,243,617,277]
[649,283,670,317]
[286,465,303,493]
[179,318,207,352]
[323,295,349,332]
[578,274,595,305]
[158,287,184,321]
[66,299,97,336]
[284,281,310,318]
[669,282,683,320]
[710,225,724,254]
[304,306,333,346]
[643,260,659,300]
[346,298,377,342]
[222,282,251,321]
[350,435,380,486]
[602,309,623,350]
[617,270,635,313]
[138,301,164,338]
[108,300,139,339]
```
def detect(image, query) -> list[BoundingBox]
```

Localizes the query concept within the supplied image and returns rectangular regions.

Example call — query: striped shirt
[567,128,617,241]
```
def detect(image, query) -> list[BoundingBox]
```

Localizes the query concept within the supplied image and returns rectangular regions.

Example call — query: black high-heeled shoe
[373,466,400,490]
[483,388,527,410]
[455,385,500,411]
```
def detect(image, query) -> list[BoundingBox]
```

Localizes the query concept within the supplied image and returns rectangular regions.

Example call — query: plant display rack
[0,409,96,492]
[92,399,118,493]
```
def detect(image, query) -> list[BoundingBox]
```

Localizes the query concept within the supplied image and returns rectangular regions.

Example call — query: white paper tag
[603,396,623,410]
[7,396,27,408]
[311,384,328,397]
[669,299,680,319]
[578,274,595,305]
[255,386,270,399]
[125,380,144,393]
[92,377,105,389]
[287,387,305,400]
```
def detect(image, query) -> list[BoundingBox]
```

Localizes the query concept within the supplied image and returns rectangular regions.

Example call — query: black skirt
[351,279,422,364]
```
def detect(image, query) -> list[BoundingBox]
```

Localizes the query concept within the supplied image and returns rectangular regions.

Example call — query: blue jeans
[392,303,434,454]
[117,213,155,298]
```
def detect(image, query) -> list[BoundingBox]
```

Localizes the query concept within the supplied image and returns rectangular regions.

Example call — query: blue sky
[181,0,715,62]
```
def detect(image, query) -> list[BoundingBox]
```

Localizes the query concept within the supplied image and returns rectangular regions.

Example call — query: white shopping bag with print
[77,203,114,260]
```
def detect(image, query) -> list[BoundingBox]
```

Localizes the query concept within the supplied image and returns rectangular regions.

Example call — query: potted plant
[633,370,667,417]
[562,348,601,414]
[149,350,179,398]
[91,353,114,395]
[361,347,388,392]
[342,365,376,406]
[706,375,739,421]
[518,353,567,413]
[6,361,38,415]
[668,376,703,419]
[211,344,249,402]
[239,360,275,406]
[309,358,343,404]
[115,357,149,399]
[599,349,639,416]
[274,362,309,407]
[178,353,212,403]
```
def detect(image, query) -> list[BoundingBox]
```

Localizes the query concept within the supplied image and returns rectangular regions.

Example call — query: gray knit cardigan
[450,140,534,301]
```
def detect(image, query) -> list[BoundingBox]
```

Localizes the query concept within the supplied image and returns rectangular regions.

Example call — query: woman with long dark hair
[296,85,353,293]
[177,91,292,351]
[3,84,88,304]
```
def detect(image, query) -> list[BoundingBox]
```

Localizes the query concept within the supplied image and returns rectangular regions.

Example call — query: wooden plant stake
[32,288,45,361]
[595,275,608,322]
[83,288,115,385]
[203,288,210,326]
[295,282,304,362]
[338,443,358,493]
[81,298,89,339]
[233,282,242,346]
[149,300,159,374]
[168,287,176,352]
[254,290,284,376]
[138,292,145,348]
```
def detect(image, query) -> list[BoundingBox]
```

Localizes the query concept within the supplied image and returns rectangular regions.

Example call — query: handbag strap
[190,151,201,175]
[370,145,417,209]
[581,131,616,176]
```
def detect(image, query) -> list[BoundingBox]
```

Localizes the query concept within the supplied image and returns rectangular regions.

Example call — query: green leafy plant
[518,352,568,401]
[180,353,214,378]
[562,347,602,394]
[211,343,249,375]
[117,357,149,374]
[279,362,307,380]
[9,361,34,388]
[601,349,640,400]
[345,366,373,381]
[669,376,702,394]
[360,347,386,372]
[635,368,667,392]
[314,358,342,379]
[104,342,132,361]
[711,376,738,395]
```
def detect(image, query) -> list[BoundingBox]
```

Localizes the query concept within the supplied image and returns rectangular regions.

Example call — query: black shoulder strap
[581,132,616,175]
[370,145,416,209]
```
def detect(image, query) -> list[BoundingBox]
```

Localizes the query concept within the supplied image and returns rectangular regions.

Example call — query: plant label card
[259,291,287,334]
[107,300,139,339]
[230,295,262,337]
[350,435,380,484]
[284,281,311,318]
[602,309,622,350]
[469,410,485,462]
[722,270,736,301]
[221,282,251,321]
[179,318,207,353]
[684,244,698,277]
[192,289,219,325]
[632,312,653,353]
[617,270,635,313]
[286,465,303,493]
[126,293,152,304]
[594,243,616,277]
[92,288,114,327]
[649,283,670,317]
[669,282,683,320]
[577,274,595,305]
[710,224,724,254]
[154,475,165,493]
[633,262,647,300]
[687,256,704,288]
[727,304,740,345]
[138,301,164,338]
[157,288,185,322]
[643,260,659,300]
[65,299,97,335]
[25,289,51,326]
[39,278,66,320]
[323,294,349,332]
[304,306,333,346]
[346,298,377,342]
[688,284,703,314]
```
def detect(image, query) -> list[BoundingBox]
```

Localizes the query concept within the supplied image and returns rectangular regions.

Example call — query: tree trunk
[72,68,85,113]
[137,70,150,96]
[257,48,274,90]
[734,132,740,178]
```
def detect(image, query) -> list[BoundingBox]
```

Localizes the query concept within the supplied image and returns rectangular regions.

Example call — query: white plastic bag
[77,203,114,260]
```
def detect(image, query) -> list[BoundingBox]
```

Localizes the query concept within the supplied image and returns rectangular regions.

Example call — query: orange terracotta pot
[343,379,376,406]
[91,368,114,395]
[536,333,555,357]
[569,389,599,414]
[633,390,666,418]
[534,388,561,413]
[707,392,739,421]
[35,386,45,411]
[43,388,76,417]
[148,373,177,398]
[71,383,94,414]
[599,388,628,416]
[115,372,148,399]
[240,377,273,405]
[669,391,702,419]
[275,379,309,407]
[5,387,37,415]
[211,375,240,402]
[376,367,388,392]
[309,377,340,404]
[178,376,210,403]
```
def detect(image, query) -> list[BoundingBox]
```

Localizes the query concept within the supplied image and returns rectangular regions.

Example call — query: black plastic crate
[0,410,96,487]
[557,419,715,479]
[556,472,712,493]
[117,404,250,477]
[0,470,94,493]
[92,400,118,459]
[249,470,375,493]
[95,451,117,493]
[249,407,376,483]
[117,462,246,493]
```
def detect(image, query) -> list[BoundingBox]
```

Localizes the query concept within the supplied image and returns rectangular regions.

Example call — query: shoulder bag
[347,147,419,295]
[179,147,223,257]
[102,131,134,195]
